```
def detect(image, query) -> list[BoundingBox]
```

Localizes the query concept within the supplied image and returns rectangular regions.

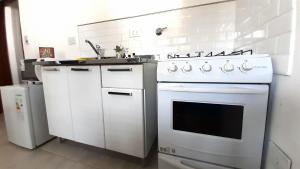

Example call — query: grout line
[39,147,99,169]
[260,10,293,27]
[235,30,292,50]
[236,9,292,36]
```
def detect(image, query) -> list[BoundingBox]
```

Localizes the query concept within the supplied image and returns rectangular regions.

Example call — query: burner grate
[167,49,253,59]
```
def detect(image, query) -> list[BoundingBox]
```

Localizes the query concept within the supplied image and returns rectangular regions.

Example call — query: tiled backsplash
[235,0,295,75]
[78,1,236,60]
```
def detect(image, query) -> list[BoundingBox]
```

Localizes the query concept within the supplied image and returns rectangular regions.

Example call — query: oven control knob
[202,64,212,72]
[223,63,234,72]
[168,64,178,72]
[182,63,192,72]
[241,62,253,71]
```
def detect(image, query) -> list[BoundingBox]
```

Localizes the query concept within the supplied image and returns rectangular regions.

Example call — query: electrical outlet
[129,28,141,38]
[265,142,292,169]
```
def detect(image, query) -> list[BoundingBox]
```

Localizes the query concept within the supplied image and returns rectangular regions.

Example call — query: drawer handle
[108,91,132,96]
[44,68,60,71]
[107,68,132,72]
[71,68,90,71]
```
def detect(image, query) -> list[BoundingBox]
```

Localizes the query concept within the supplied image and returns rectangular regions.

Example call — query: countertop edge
[33,60,157,66]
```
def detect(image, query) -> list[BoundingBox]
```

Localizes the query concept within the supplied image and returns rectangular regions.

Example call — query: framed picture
[39,47,55,58]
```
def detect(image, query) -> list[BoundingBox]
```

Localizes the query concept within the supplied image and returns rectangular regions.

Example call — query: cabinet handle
[43,68,60,71]
[107,68,132,72]
[71,68,90,71]
[108,91,132,96]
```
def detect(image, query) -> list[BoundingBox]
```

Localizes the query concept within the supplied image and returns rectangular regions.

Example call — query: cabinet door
[102,88,144,158]
[41,66,73,140]
[68,66,105,148]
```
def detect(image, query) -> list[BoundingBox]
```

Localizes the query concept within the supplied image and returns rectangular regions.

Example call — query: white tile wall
[235,0,296,75]
[78,1,236,60]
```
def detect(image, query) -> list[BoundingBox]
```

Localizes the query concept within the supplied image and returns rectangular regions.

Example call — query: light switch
[68,37,76,45]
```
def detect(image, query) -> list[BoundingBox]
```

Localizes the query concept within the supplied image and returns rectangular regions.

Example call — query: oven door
[158,83,269,169]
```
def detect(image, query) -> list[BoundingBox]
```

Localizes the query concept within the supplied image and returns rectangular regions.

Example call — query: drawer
[159,153,234,169]
[101,65,143,89]
[68,66,100,73]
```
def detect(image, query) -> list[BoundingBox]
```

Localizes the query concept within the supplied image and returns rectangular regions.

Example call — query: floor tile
[40,139,88,161]
[0,144,33,168]
[0,113,158,169]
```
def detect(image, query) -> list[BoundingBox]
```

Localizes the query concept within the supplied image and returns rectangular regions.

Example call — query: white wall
[236,0,300,169]
[235,0,295,75]
[18,0,232,60]
[78,2,236,59]
[266,1,300,166]
[19,1,300,168]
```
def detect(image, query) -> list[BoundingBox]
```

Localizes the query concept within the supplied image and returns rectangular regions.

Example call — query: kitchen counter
[33,57,156,66]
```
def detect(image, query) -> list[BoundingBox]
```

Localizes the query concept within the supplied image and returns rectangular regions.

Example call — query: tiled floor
[0,113,158,169]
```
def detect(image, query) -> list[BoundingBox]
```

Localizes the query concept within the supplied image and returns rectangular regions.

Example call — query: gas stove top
[157,53,273,84]
[167,49,253,59]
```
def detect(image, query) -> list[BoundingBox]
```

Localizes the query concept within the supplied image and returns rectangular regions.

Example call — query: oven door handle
[158,85,267,94]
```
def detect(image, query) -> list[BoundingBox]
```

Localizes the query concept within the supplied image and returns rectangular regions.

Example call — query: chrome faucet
[85,39,103,59]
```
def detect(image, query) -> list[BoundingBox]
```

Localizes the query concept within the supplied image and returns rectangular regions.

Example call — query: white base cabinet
[101,63,157,158]
[42,63,157,158]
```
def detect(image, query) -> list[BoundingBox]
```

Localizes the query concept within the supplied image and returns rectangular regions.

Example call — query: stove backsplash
[235,0,294,75]
[78,1,236,60]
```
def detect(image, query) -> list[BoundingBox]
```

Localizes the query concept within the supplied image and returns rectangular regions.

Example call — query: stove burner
[167,49,253,59]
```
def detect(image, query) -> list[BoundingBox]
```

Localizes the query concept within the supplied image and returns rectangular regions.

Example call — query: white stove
[157,54,273,169]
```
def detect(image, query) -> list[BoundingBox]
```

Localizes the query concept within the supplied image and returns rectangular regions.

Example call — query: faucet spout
[85,40,100,55]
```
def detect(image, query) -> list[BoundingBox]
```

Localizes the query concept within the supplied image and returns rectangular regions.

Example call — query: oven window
[173,101,244,139]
